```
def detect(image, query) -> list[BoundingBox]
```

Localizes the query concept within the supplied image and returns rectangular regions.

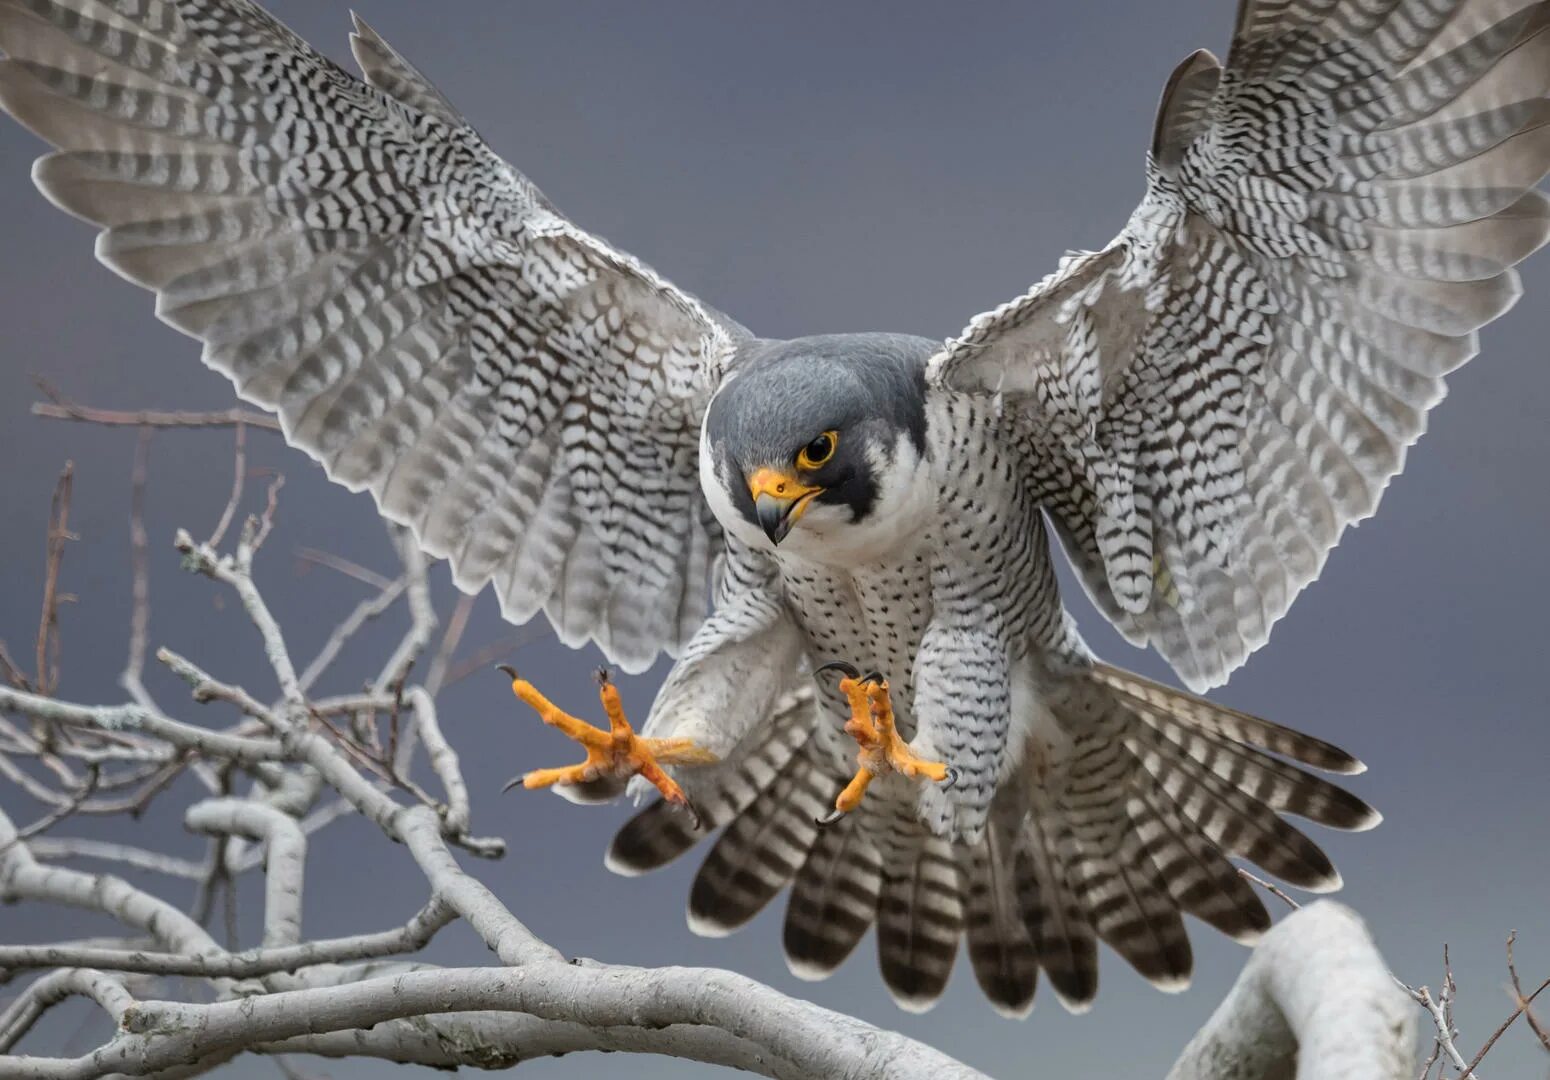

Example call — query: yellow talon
[818,665,952,825]
[501,666,717,811]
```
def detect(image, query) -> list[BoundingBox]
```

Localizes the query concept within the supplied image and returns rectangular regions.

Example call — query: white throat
[700,427,936,569]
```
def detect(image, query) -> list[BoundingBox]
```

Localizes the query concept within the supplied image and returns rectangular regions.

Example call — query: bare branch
[291,548,395,592]
[0,898,453,980]
[0,807,219,957]
[424,594,475,696]
[30,381,279,432]
[83,965,983,1080]
[0,687,283,764]
[1507,931,1550,1056]
[439,625,551,689]
[403,688,468,834]
[36,461,75,698]
[1167,903,1416,1080]
[206,421,247,552]
[0,969,132,1056]
[24,839,206,881]
[0,765,100,857]
[185,800,305,948]
[173,530,304,712]
[1464,972,1550,1076]
[297,578,406,694]
[1237,867,1300,911]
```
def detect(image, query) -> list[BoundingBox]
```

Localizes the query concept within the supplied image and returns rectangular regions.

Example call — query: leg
[816,662,953,825]
[500,666,717,812]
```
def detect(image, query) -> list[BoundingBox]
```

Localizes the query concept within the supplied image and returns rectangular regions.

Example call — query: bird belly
[776,551,934,738]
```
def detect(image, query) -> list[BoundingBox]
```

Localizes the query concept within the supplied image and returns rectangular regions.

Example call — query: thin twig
[37,461,76,697]
[1465,974,1550,1076]
[0,897,454,978]
[0,763,99,856]
[1237,867,1300,911]
[0,642,30,691]
[292,548,395,592]
[424,594,475,696]
[208,420,248,550]
[1399,949,1472,1079]
[122,428,154,706]
[1507,930,1550,1055]
[440,625,552,689]
[249,471,286,554]
[297,578,407,695]
[31,379,280,431]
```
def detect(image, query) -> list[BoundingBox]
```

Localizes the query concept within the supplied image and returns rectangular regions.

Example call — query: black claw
[815,660,860,680]
[861,670,885,686]
[496,664,520,681]
[678,798,706,832]
[500,774,524,794]
[593,666,612,687]
[942,766,959,789]
[815,807,845,827]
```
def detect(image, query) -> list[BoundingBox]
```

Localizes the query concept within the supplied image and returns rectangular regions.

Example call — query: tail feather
[875,828,963,1013]
[1136,707,1381,831]
[1058,727,1195,992]
[606,692,811,875]
[1132,784,1271,945]
[1092,662,1366,773]
[782,813,882,979]
[1014,810,1097,1011]
[1125,723,1343,892]
[606,660,1371,1015]
[685,741,832,936]
[955,822,1038,1018]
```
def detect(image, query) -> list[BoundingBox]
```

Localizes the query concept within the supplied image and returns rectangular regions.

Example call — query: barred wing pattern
[931,0,1550,691]
[0,0,741,670]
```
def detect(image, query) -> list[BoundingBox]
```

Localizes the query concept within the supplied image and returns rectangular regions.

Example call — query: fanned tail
[606,659,1374,1015]
[993,662,1376,1010]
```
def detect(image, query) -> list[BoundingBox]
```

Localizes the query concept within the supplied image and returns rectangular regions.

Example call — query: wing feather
[0,0,745,669]
[931,0,1550,689]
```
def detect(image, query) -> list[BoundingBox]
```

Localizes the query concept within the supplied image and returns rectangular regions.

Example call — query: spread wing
[0,0,744,671]
[931,0,1550,691]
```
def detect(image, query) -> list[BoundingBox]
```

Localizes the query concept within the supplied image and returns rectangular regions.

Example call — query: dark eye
[796,431,838,470]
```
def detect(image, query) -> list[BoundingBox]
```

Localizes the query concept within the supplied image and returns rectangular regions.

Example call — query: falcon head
[700,334,936,563]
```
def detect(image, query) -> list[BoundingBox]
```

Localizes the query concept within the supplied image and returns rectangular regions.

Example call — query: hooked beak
[748,467,822,545]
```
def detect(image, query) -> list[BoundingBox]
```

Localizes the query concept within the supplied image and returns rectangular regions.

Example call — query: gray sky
[2,2,1548,1077]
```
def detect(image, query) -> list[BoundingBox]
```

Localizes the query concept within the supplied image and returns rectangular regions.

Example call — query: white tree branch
[0,970,132,1055]
[184,799,306,948]
[1166,902,1417,1080]
[0,899,454,979]
[0,689,281,764]
[7,965,987,1080]
[22,838,206,880]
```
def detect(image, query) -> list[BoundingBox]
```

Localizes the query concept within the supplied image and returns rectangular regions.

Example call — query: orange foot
[500,665,717,822]
[815,661,954,826]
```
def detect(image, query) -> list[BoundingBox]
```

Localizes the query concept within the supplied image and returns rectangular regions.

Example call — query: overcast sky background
[2,2,1548,1077]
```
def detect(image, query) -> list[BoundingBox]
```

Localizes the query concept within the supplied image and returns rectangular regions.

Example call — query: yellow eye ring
[796,431,838,470]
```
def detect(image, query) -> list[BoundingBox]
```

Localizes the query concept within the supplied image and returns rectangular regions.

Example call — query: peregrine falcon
[3,0,1547,1015]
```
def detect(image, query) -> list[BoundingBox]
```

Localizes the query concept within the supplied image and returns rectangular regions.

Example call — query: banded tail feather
[607,657,1372,1015]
